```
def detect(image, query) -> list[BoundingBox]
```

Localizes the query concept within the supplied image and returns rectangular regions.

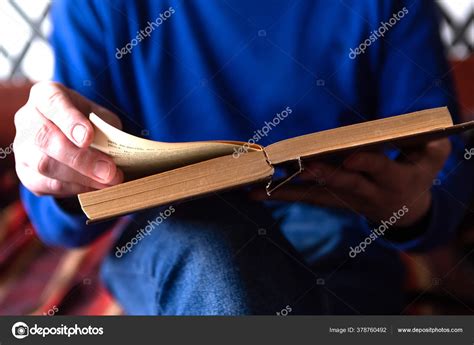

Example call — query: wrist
[383,194,433,243]
[395,193,432,227]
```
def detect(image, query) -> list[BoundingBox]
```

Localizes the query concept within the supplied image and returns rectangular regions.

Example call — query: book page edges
[265,107,455,164]
[78,150,274,222]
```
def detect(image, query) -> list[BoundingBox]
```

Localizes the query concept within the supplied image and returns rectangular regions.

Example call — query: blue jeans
[101,193,405,315]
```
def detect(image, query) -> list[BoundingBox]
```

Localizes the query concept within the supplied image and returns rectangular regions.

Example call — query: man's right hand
[13,81,124,197]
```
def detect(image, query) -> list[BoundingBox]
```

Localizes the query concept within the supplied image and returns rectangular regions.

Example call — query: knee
[101,206,263,314]
[150,215,255,276]
[105,219,231,275]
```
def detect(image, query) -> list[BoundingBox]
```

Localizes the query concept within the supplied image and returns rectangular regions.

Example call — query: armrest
[0,81,32,169]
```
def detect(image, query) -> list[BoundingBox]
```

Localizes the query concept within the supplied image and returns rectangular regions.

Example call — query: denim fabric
[101,193,404,315]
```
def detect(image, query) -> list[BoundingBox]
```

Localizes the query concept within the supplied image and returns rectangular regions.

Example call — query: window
[0,0,472,82]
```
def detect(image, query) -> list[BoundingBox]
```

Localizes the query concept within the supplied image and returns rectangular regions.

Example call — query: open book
[78,107,474,222]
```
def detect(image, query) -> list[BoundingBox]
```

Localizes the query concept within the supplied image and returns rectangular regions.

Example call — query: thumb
[403,138,451,172]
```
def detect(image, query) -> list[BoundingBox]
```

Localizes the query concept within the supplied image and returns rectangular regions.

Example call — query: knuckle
[36,154,52,175]
[47,178,63,194]
[31,81,66,114]
[30,81,62,99]
[34,123,52,149]
[45,90,66,113]
[68,149,86,170]
[13,107,27,128]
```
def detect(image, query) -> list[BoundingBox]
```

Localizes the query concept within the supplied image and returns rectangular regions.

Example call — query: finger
[343,151,403,185]
[31,113,123,184]
[411,138,451,173]
[302,161,379,200]
[21,147,116,189]
[299,161,330,181]
[249,184,367,212]
[17,166,95,197]
[30,81,94,148]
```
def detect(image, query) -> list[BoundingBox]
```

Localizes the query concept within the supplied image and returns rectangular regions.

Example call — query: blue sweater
[21,0,474,252]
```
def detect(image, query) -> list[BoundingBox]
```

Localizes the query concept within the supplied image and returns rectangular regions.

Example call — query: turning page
[89,113,261,178]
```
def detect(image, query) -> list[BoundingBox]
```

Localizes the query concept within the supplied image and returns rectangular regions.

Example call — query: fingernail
[72,124,87,144]
[93,160,112,181]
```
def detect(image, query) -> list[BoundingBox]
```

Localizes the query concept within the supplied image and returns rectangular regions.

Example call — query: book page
[89,113,262,179]
[265,107,455,164]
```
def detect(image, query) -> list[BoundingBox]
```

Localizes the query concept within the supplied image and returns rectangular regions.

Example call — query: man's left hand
[250,139,451,227]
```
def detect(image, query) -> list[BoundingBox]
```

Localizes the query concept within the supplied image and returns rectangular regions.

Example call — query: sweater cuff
[383,204,432,243]
[20,185,114,247]
[375,189,450,252]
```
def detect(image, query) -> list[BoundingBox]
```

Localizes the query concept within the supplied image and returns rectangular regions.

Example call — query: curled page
[89,113,261,179]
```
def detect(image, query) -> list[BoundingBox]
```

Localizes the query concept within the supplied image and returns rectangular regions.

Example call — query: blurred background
[0,0,473,315]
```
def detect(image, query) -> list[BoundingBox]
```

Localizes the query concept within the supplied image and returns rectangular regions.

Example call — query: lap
[101,193,323,315]
[102,193,405,315]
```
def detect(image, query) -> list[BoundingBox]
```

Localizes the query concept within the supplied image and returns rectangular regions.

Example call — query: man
[13,0,474,314]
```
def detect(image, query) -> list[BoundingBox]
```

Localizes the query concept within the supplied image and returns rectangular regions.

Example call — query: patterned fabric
[0,174,124,315]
